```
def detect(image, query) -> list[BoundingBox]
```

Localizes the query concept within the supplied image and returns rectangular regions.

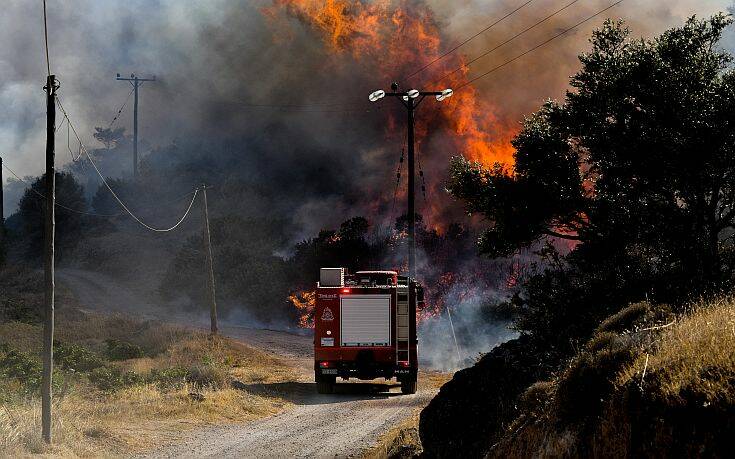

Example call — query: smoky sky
[1,0,732,236]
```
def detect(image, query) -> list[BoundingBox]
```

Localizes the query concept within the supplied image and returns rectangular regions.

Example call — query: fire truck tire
[400,377,417,394]
[316,376,335,394]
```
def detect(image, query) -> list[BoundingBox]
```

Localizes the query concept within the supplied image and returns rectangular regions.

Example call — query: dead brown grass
[0,313,298,458]
[491,296,735,458]
[620,296,735,402]
[362,370,451,459]
[364,412,422,459]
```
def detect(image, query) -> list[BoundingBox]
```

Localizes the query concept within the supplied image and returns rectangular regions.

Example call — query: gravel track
[57,268,437,458]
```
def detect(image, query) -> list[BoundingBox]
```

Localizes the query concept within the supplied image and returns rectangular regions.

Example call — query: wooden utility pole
[115,73,156,179]
[201,184,218,335]
[1,156,4,228]
[42,74,58,444]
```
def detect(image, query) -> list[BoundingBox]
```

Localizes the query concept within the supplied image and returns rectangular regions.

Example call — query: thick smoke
[2,0,730,222]
[1,0,732,365]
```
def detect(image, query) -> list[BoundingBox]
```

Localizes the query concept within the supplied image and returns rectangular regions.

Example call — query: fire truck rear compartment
[340,295,391,347]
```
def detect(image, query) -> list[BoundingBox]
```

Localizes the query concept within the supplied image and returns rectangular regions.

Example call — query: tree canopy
[17,172,86,260]
[448,15,735,350]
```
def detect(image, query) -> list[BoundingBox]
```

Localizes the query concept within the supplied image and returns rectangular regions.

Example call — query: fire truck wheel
[316,376,336,394]
[400,377,417,395]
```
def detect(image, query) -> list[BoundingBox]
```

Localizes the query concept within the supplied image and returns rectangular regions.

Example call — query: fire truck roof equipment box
[320,268,345,287]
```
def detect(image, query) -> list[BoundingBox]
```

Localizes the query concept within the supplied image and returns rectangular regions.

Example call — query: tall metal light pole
[369,83,453,279]
[116,73,156,179]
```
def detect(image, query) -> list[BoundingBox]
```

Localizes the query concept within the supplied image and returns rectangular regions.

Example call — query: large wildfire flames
[264,0,517,168]
[268,1,522,326]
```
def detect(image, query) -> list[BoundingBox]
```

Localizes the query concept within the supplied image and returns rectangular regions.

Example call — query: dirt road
[57,268,439,458]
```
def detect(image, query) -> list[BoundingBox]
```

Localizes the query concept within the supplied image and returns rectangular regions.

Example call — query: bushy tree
[16,172,87,260]
[161,215,293,323]
[448,15,735,353]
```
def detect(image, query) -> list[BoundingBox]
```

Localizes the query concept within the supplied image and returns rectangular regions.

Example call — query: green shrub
[55,342,105,372]
[0,298,43,324]
[148,367,189,390]
[0,347,64,394]
[105,339,144,361]
[0,348,43,390]
[88,366,142,392]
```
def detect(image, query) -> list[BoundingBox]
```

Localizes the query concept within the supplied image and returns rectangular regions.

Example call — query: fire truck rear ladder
[396,278,410,365]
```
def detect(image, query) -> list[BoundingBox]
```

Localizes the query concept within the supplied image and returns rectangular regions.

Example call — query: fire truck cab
[314,267,422,395]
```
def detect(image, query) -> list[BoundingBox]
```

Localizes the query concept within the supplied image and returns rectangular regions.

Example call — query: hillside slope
[422,297,735,457]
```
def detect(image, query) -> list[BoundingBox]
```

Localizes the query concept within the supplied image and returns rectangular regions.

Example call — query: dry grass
[491,296,735,458]
[364,412,422,459]
[0,313,298,457]
[361,370,451,459]
[620,296,735,401]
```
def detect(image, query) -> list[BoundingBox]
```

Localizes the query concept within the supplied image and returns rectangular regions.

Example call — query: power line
[229,101,374,114]
[427,0,582,87]
[2,162,120,217]
[390,147,405,223]
[107,87,135,130]
[54,97,83,161]
[406,0,537,79]
[233,100,359,108]
[457,0,624,90]
[51,96,202,232]
[3,161,199,218]
[82,148,200,232]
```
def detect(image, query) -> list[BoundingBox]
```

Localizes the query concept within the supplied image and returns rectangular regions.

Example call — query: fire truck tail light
[399,361,410,367]
[341,288,351,293]
[319,361,331,368]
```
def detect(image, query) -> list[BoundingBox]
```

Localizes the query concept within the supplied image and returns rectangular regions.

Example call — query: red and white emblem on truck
[321,307,334,321]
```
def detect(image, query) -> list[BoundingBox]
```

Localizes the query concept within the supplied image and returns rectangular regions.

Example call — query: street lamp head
[407,89,420,99]
[369,89,386,102]
[436,88,454,101]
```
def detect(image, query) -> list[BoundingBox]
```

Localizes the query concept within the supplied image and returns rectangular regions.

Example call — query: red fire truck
[313,268,423,395]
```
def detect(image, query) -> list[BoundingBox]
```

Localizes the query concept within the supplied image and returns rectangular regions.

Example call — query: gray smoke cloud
[2,0,731,223]
[1,1,733,367]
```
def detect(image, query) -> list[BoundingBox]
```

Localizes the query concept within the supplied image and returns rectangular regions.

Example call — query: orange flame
[263,0,517,168]
[288,290,316,328]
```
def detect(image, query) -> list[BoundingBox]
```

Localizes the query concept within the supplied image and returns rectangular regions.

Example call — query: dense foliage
[447,15,735,355]
[15,172,86,260]
[422,15,735,458]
